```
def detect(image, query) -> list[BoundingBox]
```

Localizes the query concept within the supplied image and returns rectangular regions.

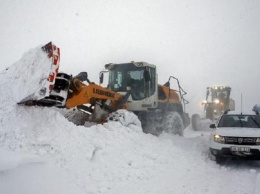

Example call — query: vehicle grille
[224,136,257,145]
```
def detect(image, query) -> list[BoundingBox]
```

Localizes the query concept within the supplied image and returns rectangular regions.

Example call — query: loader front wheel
[162,111,184,136]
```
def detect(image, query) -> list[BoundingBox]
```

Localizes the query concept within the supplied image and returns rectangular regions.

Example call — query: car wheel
[215,155,226,164]
[209,152,225,164]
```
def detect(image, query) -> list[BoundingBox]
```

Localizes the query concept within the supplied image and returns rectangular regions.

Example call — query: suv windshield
[218,115,260,128]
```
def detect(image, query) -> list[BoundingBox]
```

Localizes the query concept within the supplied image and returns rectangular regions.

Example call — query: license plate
[230,146,251,152]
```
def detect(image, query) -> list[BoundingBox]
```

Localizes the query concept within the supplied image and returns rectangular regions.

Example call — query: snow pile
[0,45,258,194]
[0,44,52,106]
[106,109,142,127]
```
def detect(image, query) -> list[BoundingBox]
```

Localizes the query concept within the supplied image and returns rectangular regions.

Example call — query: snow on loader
[18,42,190,136]
[191,86,235,130]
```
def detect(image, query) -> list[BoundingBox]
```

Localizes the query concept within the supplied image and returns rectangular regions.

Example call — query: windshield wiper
[250,117,260,128]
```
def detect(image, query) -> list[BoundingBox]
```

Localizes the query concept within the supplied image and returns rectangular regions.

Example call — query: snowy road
[0,109,259,194]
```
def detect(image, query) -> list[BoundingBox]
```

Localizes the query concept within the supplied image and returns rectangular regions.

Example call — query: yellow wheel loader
[18,42,190,136]
[191,86,235,130]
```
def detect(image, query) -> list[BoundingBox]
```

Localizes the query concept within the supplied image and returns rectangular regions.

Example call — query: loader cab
[203,86,235,120]
[104,62,158,111]
[208,86,230,106]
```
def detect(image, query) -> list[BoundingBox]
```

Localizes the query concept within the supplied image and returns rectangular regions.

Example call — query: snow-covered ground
[1,45,260,194]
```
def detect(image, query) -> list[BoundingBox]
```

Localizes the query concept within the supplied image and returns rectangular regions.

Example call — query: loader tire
[191,114,201,131]
[162,111,184,136]
[182,112,190,128]
[206,105,214,120]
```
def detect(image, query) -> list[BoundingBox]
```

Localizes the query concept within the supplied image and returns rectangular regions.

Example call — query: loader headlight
[214,134,225,144]
[214,99,220,104]
[201,100,207,105]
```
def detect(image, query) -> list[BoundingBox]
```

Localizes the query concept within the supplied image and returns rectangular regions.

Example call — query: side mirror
[209,124,216,129]
[99,72,104,84]
[144,69,151,82]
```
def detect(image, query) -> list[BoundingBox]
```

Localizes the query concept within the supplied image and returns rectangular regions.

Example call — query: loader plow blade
[18,42,62,106]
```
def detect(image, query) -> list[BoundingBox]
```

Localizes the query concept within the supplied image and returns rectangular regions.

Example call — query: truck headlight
[214,134,225,144]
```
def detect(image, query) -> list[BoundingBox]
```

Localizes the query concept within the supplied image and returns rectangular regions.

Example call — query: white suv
[209,110,260,163]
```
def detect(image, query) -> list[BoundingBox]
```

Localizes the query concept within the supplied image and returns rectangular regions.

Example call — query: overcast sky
[0,0,259,115]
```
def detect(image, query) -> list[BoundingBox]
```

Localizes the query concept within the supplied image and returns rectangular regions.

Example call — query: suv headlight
[256,138,260,145]
[214,134,225,144]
